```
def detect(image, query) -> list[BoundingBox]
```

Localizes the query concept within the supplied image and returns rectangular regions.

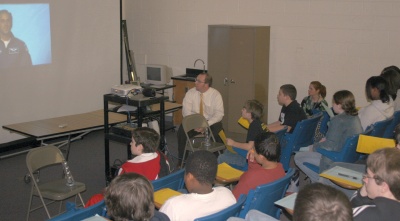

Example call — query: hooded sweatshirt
[358,99,394,131]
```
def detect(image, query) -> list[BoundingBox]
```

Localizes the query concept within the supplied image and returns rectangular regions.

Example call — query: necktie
[199,93,204,115]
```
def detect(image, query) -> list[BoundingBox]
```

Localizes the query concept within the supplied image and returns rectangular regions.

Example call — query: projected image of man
[0,10,32,69]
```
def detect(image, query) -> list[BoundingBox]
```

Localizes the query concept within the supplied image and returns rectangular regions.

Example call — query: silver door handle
[224,77,228,86]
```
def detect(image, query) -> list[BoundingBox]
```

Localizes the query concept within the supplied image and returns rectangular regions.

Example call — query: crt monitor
[146,64,171,85]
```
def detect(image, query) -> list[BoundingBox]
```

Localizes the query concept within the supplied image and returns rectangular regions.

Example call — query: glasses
[195,79,205,84]
[362,173,381,182]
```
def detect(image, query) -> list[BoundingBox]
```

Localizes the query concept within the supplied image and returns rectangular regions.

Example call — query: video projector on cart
[111,84,142,96]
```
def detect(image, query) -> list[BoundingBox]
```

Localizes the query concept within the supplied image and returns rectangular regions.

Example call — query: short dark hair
[185,150,217,185]
[254,132,280,162]
[200,73,213,87]
[105,173,154,221]
[131,127,160,153]
[293,183,353,221]
[365,76,390,103]
[244,99,264,120]
[333,90,358,116]
[280,84,297,101]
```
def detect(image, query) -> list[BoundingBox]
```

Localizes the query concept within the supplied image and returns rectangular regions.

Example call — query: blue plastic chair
[366,117,394,138]
[383,111,400,138]
[280,113,323,171]
[274,126,288,145]
[152,169,185,191]
[303,134,362,174]
[238,168,295,219]
[318,111,331,136]
[194,194,247,221]
[47,200,107,221]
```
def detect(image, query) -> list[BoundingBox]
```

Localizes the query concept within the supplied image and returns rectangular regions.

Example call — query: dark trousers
[177,121,224,160]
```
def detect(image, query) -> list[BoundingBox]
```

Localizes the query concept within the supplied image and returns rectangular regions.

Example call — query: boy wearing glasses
[177,73,224,166]
[351,148,400,221]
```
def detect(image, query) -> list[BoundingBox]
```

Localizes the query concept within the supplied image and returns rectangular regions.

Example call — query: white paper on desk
[82,214,107,221]
[117,104,137,112]
[275,193,297,211]
[320,166,363,185]
[298,146,312,152]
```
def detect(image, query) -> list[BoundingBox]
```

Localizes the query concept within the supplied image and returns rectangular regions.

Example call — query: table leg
[159,99,165,152]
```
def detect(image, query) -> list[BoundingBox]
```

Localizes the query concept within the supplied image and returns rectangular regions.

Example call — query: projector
[111,84,142,96]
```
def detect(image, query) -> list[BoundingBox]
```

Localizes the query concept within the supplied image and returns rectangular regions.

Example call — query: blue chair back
[194,194,247,221]
[48,200,107,221]
[238,168,295,219]
[274,126,288,145]
[152,169,185,191]
[318,111,331,136]
[316,134,361,163]
[383,111,400,138]
[366,117,394,138]
[280,113,323,171]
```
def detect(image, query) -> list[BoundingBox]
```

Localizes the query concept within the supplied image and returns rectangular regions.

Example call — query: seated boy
[267,84,306,133]
[160,150,236,220]
[232,132,285,199]
[86,127,169,207]
[105,173,170,221]
[351,148,400,221]
[218,99,268,169]
[118,127,169,178]
[228,183,353,221]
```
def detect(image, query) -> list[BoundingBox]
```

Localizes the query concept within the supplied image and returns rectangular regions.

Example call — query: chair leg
[58,201,63,214]
[181,150,187,168]
[78,193,85,207]
[26,187,34,221]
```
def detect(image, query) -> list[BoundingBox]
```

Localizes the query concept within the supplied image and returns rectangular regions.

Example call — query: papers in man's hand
[320,166,363,188]
[275,193,297,211]
[117,104,137,112]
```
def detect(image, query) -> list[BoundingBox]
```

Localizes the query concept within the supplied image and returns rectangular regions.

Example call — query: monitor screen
[147,67,161,81]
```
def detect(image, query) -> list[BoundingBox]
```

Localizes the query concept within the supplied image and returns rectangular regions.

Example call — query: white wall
[124,0,400,123]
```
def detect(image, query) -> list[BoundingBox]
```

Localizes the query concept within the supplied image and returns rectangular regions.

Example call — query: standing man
[0,10,32,69]
[267,84,306,133]
[177,73,224,166]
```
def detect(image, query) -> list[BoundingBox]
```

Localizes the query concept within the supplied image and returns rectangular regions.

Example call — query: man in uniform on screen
[0,10,32,69]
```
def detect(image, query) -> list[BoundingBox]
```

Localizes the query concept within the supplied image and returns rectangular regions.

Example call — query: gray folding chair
[26,145,86,220]
[181,114,226,167]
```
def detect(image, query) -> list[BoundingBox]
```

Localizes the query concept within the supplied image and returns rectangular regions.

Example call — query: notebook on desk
[319,166,363,188]
[154,188,182,208]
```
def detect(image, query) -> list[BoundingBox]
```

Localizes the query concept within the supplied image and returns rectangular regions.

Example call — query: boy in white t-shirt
[160,150,236,221]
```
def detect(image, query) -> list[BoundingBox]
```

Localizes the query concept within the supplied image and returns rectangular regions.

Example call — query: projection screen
[0,0,121,143]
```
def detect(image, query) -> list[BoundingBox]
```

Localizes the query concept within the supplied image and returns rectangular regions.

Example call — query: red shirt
[232,161,285,199]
